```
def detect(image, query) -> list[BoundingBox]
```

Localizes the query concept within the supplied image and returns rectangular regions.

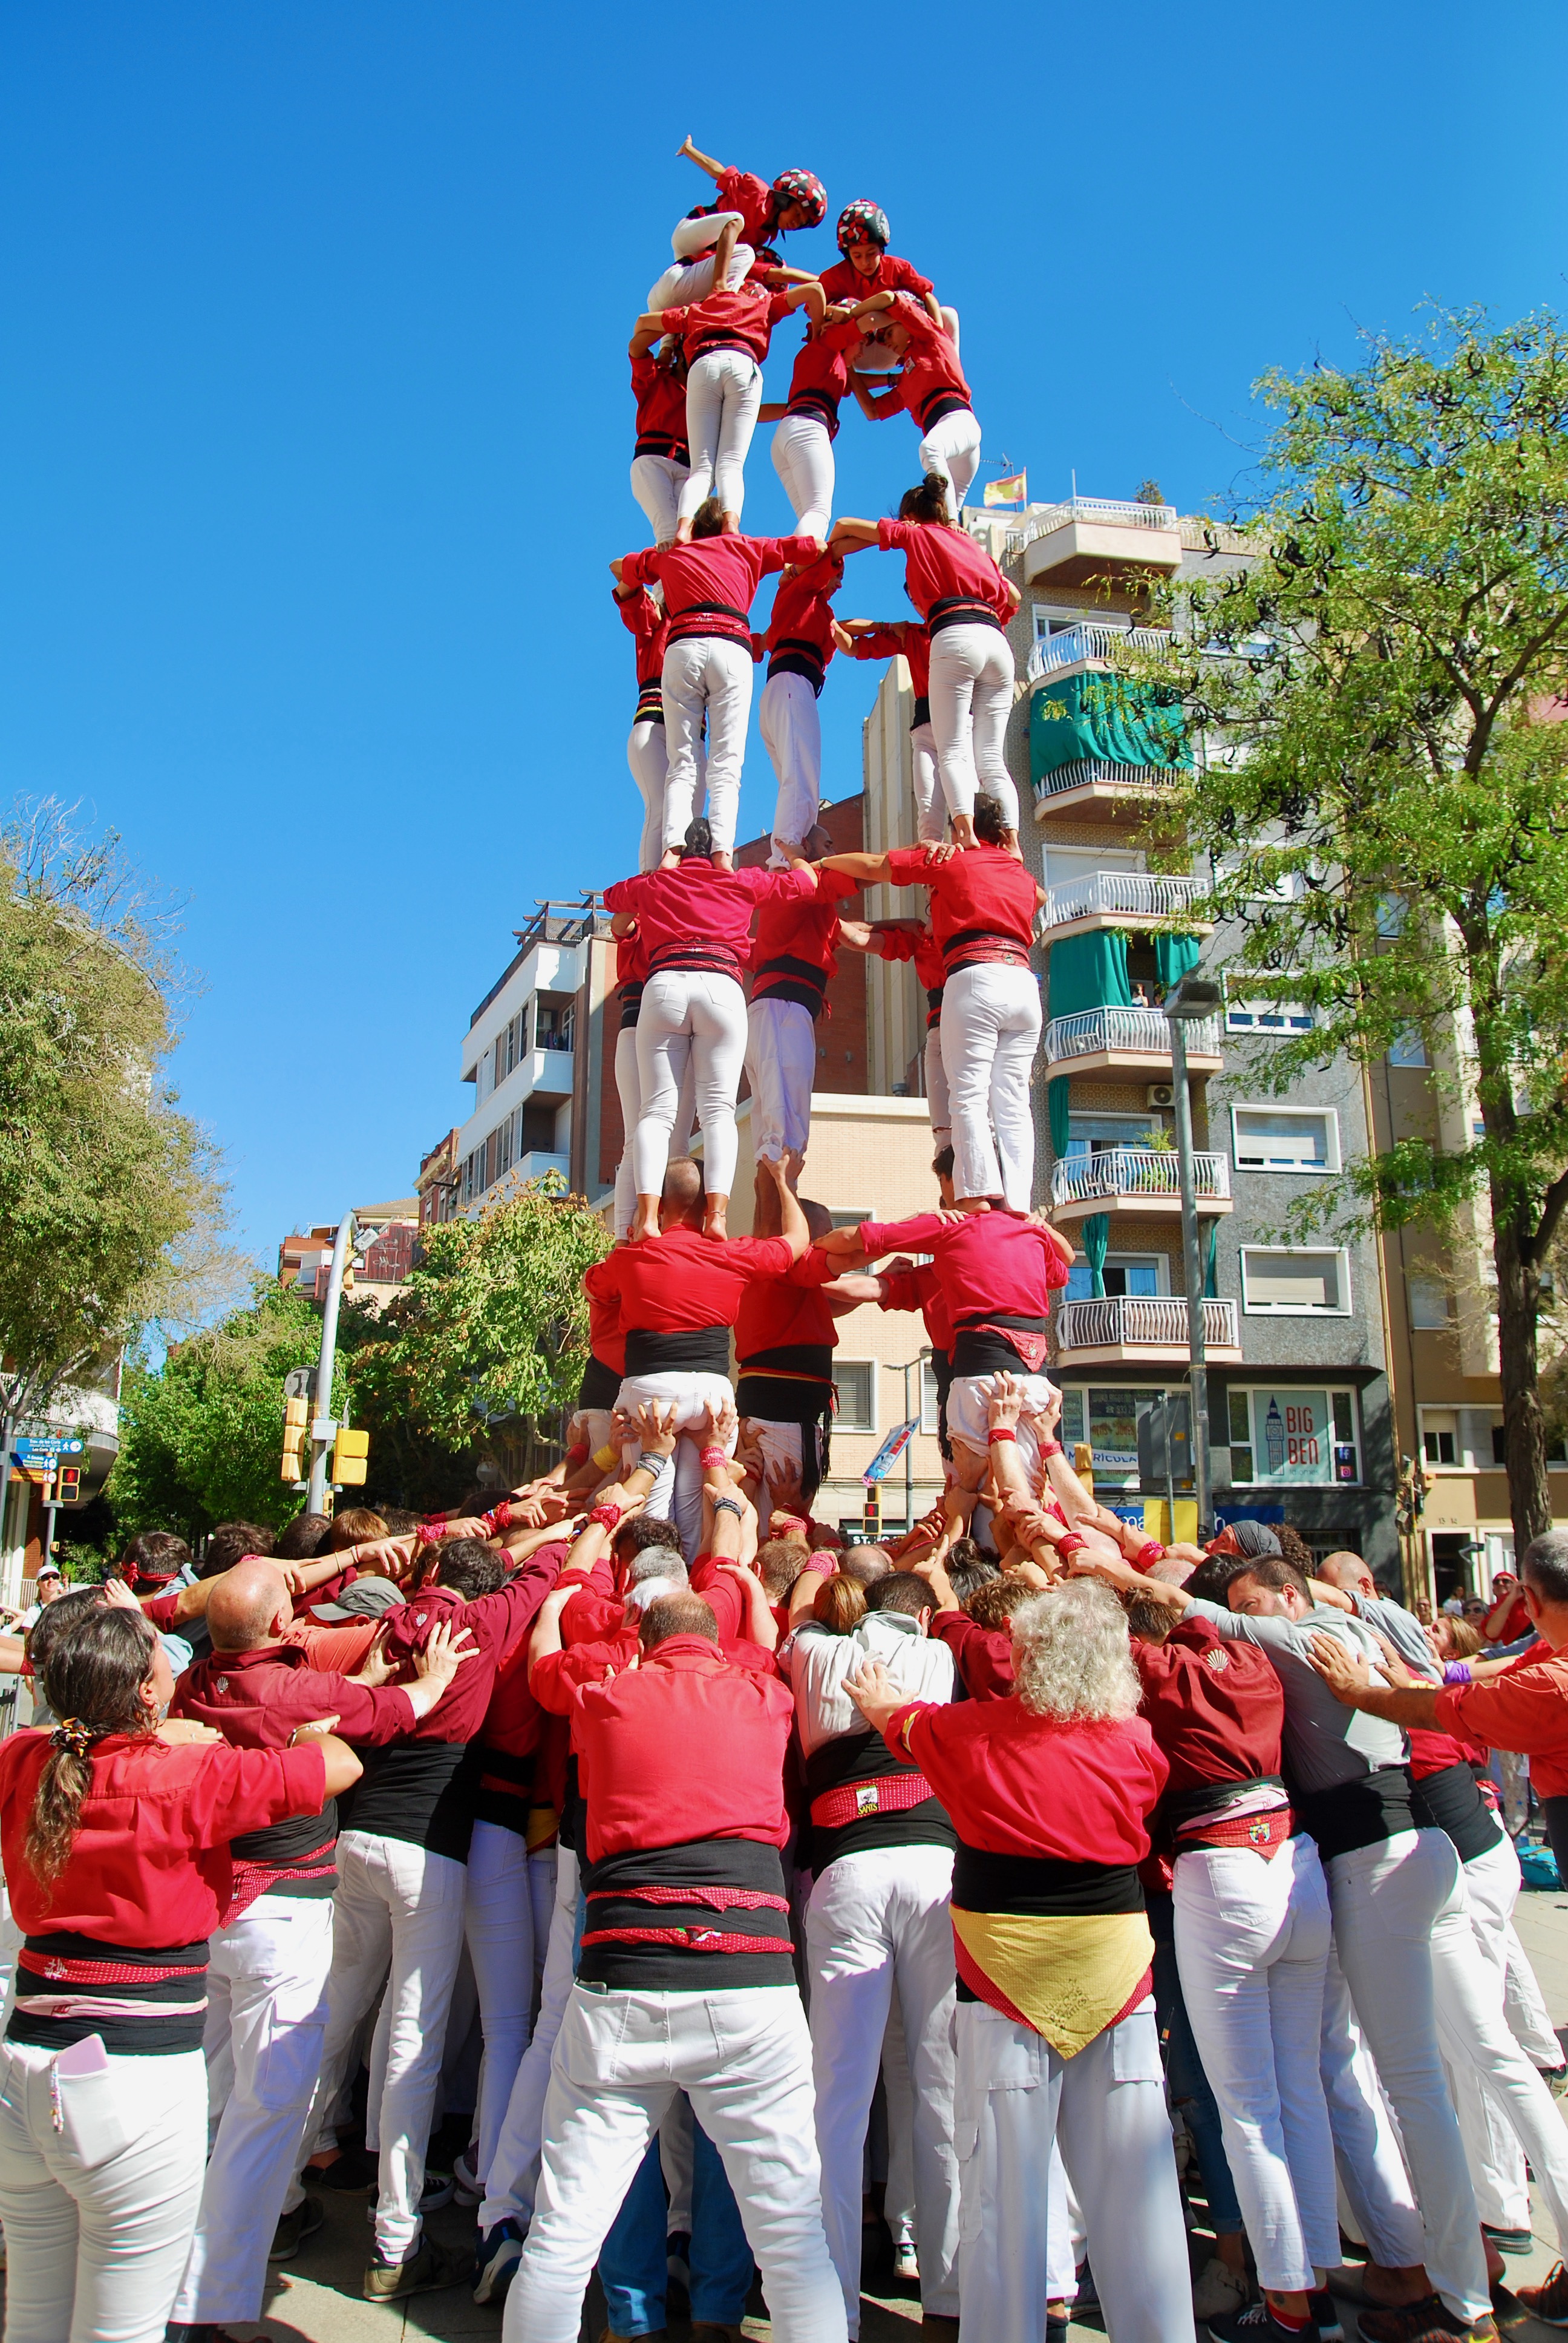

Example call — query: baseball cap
[37,1563,62,1582]
[309,1576,405,1623]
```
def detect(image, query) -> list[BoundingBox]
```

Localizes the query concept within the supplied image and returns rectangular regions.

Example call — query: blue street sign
[14,1437,84,1464]
[863,1420,918,1486]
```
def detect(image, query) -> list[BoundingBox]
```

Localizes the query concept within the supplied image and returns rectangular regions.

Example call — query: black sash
[919,388,971,431]
[751,952,828,1015]
[624,1325,731,1377]
[928,594,1004,640]
[1293,1765,1415,1864]
[786,388,841,435]
[953,1846,1145,1916]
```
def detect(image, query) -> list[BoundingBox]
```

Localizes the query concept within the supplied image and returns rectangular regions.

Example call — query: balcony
[1042,871,1211,943]
[1055,1295,1242,1366]
[1027,624,1178,687]
[1034,757,1187,816]
[1042,1006,1223,1078]
[1049,1147,1232,1224]
[1008,499,1183,591]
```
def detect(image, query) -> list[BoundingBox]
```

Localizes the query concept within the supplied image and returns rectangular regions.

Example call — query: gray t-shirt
[1348,1591,1440,1683]
[1188,1596,1406,1794]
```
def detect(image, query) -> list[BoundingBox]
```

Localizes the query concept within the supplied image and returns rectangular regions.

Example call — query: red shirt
[783,315,867,432]
[875,517,1011,626]
[585,1223,795,1335]
[658,283,795,369]
[735,1245,838,1363]
[604,860,814,974]
[373,1551,562,1747]
[618,534,822,650]
[756,549,844,672]
[749,866,858,1011]
[934,1610,1014,1700]
[630,349,689,459]
[858,1208,1071,1329]
[884,841,1040,962]
[566,1634,795,1863]
[851,620,930,700]
[886,297,971,421]
[0,1729,324,1945]
[714,166,777,248]
[1132,1617,1284,1799]
[616,585,667,695]
[1436,1649,1568,1798]
[878,1258,954,1351]
[873,921,946,1009]
[173,1644,415,1748]
[818,252,934,306]
[587,1277,627,1376]
[887,1697,1166,1864]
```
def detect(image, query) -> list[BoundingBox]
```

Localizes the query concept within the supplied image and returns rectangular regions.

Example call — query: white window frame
[1224,1384,1363,1487]
[1240,1245,1353,1317]
[1230,1104,1341,1175]
[1223,977,1316,1036]
[1407,1276,1452,1331]
[835,1360,877,1434]
[1419,1406,1463,1471]
[1065,1250,1170,1298]
[920,1356,942,1435]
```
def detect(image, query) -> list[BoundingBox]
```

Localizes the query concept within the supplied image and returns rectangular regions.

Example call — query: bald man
[165,1561,472,2342]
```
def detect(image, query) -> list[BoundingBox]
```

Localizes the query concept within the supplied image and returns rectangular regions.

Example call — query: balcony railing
[1027,624,1178,684]
[1007,497,1179,559]
[1042,1006,1221,1064]
[1042,871,1206,931]
[1035,757,1184,801]
[1050,1149,1230,1208]
[1057,1296,1240,1352]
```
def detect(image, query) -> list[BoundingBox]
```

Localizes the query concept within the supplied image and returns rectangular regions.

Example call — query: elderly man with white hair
[846,1577,1192,2343]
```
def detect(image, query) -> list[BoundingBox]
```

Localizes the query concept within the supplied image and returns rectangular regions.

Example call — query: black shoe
[1358,2299,1495,2343]
[1491,2278,1529,2333]
[312,2145,378,2191]
[1207,2305,1319,2343]
[1481,2225,1534,2256]
[362,2236,471,2302]
[268,2194,325,2262]
[1310,2290,1344,2343]
[1519,2263,1568,2327]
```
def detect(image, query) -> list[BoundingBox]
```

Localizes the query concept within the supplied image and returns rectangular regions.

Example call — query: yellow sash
[950,1906,1154,2060]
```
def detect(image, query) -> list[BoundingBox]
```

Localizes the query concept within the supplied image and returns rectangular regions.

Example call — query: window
[1240,1247,1351,1314]
[1376,896,1408,937]
[828,1208,872,1231]
[1224,986,1315,1036]
[494,1115,513,1179]
[1408,1277,1451,1331]
[835,1362,876,1433]
[1066,1113,1157,1156]
[1388,1027,1428,1067]
[1232,1106,1339,1173]
[1063,1253,1166,1303]
[1033,606,1111,642]
[1491,1420,1568,1469]
[1421,1409,1459,1468]
[1226,1388,1361,1485]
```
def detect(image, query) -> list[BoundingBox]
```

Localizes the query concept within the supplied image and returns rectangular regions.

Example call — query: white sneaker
[892,2240,920,2282]
[452,2148,482,2206]
[1192,2257,1249,2321]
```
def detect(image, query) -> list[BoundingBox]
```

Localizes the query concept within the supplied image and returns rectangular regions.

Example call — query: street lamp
[305,1211,359,1515]
[1164,975,1223,1538]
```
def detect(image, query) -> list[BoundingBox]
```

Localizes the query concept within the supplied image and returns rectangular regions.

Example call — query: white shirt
[788,1609,954,1758]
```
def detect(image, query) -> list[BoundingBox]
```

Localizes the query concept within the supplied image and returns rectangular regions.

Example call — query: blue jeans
[599,2114,754,2335]
[1148,1887,1244,2235]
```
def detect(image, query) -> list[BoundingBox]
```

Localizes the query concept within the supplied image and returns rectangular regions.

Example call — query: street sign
[13,1437,84,1466]
[862,1420,918,1487]
[283,1368,317,1402]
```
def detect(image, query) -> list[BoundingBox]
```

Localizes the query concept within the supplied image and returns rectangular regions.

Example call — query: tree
[1149,309,1568,1552]
[347,1180,610,1502]
[108,1279,343,1542]
[0,802,237,1460]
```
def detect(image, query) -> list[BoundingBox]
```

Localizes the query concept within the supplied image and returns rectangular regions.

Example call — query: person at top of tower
[834,287,982,516]
[674,136,826,258]
[831,474,1020,848]
[818,201,946,327]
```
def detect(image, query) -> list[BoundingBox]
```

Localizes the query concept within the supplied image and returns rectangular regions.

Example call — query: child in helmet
[646,137,828,313]
[818,200,958,370]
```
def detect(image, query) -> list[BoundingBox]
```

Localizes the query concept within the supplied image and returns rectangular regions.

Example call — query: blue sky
[4,2,1563,1263]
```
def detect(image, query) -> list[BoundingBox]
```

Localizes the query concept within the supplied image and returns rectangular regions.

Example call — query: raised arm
[677,134,727,183]
[826,517,882,554]
[816,849,895,887]
[629,315,667,359]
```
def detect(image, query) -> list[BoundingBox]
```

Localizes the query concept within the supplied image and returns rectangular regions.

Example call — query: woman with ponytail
[0,1600,359,2342]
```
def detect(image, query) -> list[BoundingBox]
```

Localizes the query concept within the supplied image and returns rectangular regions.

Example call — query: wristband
[588,1502,623,1532]
[1132,1539,1166,1570]
[485,1500,514,1536]
[564,1441,590,1469]
[592,1443,619,1473]
[1038,1440,1064,1459]
[1056,1533,1088,1560]
[416,1519,445,1547]
[987,1427,1018,1445]
[713,1496,744,1520]
[699,1446,729,1469]
[804,1552,837,1578]
[1443,1660,1474,1685]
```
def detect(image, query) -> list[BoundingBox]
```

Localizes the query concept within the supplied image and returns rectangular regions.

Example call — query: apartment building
[277,1201,420,1313]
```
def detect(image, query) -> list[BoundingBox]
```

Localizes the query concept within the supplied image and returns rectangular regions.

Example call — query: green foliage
[108,1279,341,1543]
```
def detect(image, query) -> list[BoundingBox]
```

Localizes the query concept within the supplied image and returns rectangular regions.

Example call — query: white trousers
[680,350,762,523]
[629,452,690,548]
[953,1996,1192,2343]
[881,1998,915,2247]
[941,962,1040,1207]
[634,969,750,1198]
[1318,1944,1426,2267]
[171,1892,335,2324]
[1172,1837,1338,2292]
[662,634,752,852]
[627,718,670,874]
[301,1829,468,2263]
[615,1369,737,1560]
[746,995,816,1164]
[946,1372,1057,1479]
[760,669,823,852]
[479,1844,580,2232]
[1504,1916,1561,2068]
[918,405,982,515]
[1324,1828,1491,2323]
[614,1021,697,1239]
[465,1821,537,2201]
[1440,1830,1568,2252]
[805,1844,961,2331]
[911,718,942,842]
[647,223,754,313]
[929,623,1018,827]
[503,1984,847,2343]
[924,1023,951,1148]
[771,411,835,538]
[0,2040,208,2343]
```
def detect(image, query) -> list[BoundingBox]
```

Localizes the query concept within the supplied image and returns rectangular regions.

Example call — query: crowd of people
[5,137,1568,2343]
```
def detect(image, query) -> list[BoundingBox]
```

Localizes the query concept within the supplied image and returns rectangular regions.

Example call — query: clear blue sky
[4,2,1563,1263]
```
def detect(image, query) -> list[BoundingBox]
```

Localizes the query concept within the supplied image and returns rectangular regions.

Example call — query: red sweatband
[987,1427,1017,1444]
[699,1446,729,1469]
[1132,1539,1166,1570]
[1038,1440,1064,1459]
[564,1441,590,1469]
[485,1500,514,1536]
[1056,1533,1088,1559]
[803,1552,837,1578]
[416,1519,445,1546]
[588,1502,623,1532]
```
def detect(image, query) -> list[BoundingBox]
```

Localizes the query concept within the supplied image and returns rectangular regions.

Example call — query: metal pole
[903,1362,915,1536]
[1168,1019,1211,1535]
[305,1213,356,1515]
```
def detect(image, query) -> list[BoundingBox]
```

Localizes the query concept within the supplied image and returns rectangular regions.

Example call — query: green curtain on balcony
[1155,931,1202,992]
[1205,1219,1218,1298]
[1083,1213,1109,1297]
[1047,931,1131,1019]
[1031,672,1192,786]
[1048,1075,1071,1158]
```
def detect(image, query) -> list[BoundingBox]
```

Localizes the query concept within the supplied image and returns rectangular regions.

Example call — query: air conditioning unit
[1146,1083,1175,1109]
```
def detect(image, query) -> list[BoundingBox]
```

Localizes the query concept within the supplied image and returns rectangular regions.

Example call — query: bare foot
[703,1208,728,1241]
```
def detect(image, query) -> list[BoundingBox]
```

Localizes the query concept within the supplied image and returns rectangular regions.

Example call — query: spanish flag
[984,471,1027,508]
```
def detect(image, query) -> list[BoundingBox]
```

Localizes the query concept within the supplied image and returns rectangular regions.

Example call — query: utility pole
[1165,977,1223,1538]
[896,1357,924,1533]
[306,1212,356,1515]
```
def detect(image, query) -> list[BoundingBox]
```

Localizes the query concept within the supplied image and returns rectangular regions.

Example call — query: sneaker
[1519,2263,1568,2327]
[451,2146,482,2206]
[362,2237,471,2302]
[419,2168,456,2213]
[1047,2309,1071,2343]
[311,2145,378,2191]
[1206,2307,1317,2343]
[893,2240,921,2282]
[1194,2258,1250,2321]
[1481,2226,1534,2256]
[1310,2289,1344,2343]
[1491,2279,1529,2333]
[267,2195,324,2261]
[472,2218,525,2307]
[1541,2064,1568,2100]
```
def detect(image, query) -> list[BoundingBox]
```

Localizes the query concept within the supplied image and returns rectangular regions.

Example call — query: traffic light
[56,1467,82,1505]
[282,1395,309,1483]
[332,1426,370,1487]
